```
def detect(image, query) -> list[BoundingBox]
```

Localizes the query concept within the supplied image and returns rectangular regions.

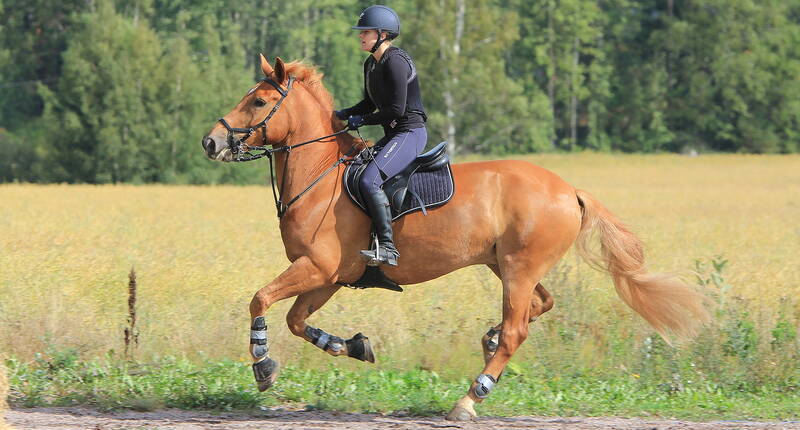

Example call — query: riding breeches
[358,127,428,196]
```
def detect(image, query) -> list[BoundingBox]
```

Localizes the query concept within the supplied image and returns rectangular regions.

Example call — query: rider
[336,5,428,267]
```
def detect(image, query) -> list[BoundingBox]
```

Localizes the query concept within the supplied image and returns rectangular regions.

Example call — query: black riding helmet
[352,5,400,53]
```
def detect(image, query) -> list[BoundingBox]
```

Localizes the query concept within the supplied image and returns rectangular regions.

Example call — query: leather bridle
[217,75,360,218]
[218,76,295,158]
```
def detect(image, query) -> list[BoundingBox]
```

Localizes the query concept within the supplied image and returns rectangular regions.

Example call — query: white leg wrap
[474,374,497,399]
[306,326,344,353]
[250,316,268,359]
[315,332,330,349]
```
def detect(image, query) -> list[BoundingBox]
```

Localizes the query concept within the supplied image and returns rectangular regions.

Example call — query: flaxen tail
[575,189,710,343]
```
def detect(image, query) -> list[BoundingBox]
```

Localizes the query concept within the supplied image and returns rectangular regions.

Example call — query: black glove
[334,110,348,120]
[347,115,365,130]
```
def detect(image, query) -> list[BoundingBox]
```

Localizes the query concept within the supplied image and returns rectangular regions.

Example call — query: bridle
[218,76,295,158]
[217,75,361,218]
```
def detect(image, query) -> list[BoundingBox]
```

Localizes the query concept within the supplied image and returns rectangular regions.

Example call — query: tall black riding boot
[360,190,400,267]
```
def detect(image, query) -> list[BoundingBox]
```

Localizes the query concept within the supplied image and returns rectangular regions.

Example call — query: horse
[201,54,711,421]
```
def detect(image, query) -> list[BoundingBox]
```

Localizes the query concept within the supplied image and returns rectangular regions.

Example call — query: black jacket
[343,47,427,134]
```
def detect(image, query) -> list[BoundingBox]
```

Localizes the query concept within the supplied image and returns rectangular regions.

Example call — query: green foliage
[655,0,800,153]
[2,0,800,183]
[0,129,36,182]
[32,0,257,183]
[402,0,552,154]
[507,0,612,151]
[0,0,90,125]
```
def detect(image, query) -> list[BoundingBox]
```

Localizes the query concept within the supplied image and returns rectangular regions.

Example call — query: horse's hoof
[253,357,280,392]
[445,405,476,421]
[346,333,375,363]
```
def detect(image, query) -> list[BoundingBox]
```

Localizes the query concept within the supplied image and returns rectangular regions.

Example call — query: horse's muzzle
[201,135,233,162]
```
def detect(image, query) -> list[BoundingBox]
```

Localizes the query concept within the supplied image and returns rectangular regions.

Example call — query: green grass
[5,353,799,420]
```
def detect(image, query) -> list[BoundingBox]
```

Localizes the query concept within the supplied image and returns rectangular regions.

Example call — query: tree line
[1,0,798,184]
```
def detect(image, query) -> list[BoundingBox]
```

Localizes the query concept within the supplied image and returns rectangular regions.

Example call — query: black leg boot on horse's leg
[360,190,399,267]
[250,316,280,391]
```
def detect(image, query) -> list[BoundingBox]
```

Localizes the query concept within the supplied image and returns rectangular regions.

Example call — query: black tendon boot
[360,190,400,266]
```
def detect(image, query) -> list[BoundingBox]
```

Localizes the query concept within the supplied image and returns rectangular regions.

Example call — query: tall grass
[1,154,798,403]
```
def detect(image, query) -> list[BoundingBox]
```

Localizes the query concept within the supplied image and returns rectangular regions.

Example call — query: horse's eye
[254,98,267,107]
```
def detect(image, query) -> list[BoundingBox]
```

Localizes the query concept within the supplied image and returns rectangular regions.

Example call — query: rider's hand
[334,110,348,121]
[347,115,365,130]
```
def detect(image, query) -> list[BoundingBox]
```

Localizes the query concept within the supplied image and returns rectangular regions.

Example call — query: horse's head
[202,54,296,162]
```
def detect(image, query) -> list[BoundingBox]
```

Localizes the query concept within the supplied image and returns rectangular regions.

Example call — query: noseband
[217,75,360,218]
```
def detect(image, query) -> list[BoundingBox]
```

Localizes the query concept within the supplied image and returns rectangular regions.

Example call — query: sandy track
[5,407,800,430]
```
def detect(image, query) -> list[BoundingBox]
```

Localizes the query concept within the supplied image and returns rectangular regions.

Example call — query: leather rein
[218,75,361,218]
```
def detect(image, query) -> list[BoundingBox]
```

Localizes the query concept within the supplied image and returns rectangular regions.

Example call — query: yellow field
[1,154,798,374]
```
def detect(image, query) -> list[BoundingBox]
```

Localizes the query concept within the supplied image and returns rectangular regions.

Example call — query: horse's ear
[274,57,288,85]
[259,53,274,77]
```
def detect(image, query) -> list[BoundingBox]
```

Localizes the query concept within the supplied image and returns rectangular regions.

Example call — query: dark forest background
[1,0,798,183]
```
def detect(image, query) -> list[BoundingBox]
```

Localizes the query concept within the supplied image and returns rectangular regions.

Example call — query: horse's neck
[274,123,348,203]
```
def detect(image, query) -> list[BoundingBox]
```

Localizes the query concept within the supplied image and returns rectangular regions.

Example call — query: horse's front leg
[249,256,335,391]
[286,287,376,363]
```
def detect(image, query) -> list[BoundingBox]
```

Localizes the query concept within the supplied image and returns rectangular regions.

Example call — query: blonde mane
[284,61,335,112]
[277,60,364,148]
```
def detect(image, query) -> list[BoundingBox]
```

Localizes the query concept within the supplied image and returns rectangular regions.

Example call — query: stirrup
[360,248,398,267]
[360,236,399,267]
[360,236,381,266]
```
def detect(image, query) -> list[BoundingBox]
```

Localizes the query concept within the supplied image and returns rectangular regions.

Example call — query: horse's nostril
[203,137,215,154]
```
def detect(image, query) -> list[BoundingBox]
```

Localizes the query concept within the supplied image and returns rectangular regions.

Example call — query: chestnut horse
[201,55,710,421]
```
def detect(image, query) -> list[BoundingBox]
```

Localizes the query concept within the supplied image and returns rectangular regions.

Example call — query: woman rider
[336,5,427,267]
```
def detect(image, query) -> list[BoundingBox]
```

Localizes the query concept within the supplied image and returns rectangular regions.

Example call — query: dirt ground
[5,407,800,430]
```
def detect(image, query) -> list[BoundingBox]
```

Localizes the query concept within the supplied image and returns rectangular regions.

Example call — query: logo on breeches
[383,141,398,158]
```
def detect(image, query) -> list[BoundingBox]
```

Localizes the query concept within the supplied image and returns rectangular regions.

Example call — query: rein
[217,75,362,218]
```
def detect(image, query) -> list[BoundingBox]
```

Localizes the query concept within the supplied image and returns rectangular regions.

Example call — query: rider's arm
[362,54,409,126]
[343,96,376,117]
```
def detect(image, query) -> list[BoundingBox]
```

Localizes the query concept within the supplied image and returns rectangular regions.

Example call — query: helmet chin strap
[370,29,386,53]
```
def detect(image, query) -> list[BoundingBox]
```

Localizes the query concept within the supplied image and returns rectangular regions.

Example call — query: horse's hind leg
[481,282,553,363]
[448,251,564,421]
[481,265,554,364]
[286,287,375,363]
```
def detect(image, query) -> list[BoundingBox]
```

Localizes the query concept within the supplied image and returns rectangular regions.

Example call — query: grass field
[2,153,799,417]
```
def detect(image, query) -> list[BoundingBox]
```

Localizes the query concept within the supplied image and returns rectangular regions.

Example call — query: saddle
[343,142,454,221]
[337,142,455,293]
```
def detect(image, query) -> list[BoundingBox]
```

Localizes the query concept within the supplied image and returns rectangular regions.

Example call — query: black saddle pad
[344,143,455,221]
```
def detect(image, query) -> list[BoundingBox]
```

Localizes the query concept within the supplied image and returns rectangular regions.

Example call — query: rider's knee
[358,171,380,195]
